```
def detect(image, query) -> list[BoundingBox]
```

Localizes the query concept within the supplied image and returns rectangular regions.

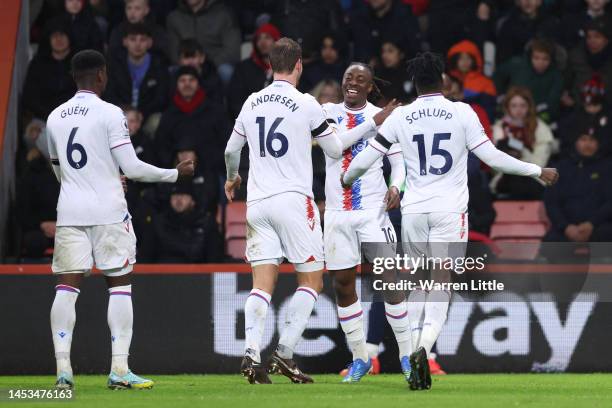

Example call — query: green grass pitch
[1,374,611,408]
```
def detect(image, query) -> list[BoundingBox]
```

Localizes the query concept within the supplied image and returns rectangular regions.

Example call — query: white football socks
[384,301,413,359]
[337,301,368,362]
[419,290,450,356]
[108,285,133,376]
[50,285,79,377]
[407,289,427,349]
[244,288,271,363]
[277,287,318,359]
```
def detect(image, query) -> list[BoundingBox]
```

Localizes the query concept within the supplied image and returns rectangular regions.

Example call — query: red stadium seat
[493,239,542,260]
[227,238,246,259]
[225,201,247,227]
[225,223,246,240]
[490,223,548,239]
[493,201,549,225]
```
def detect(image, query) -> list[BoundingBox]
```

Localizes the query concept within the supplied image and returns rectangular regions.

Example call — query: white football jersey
[47,91,131,226]
[378,93,489,214]
[323,102,401,211]
[233,80,332,202]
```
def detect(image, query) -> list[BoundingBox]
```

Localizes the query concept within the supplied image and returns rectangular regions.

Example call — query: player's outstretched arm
[224,130,246,202]
[472,140,559,185]
[334,99,402,150]
[112,143,189,182]
[341,134,389,186]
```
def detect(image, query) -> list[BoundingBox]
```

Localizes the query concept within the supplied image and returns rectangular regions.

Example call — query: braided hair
[406,52,445,94]
[345,61,389,104]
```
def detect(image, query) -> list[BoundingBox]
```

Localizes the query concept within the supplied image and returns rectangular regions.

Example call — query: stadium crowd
[14,0,612,261]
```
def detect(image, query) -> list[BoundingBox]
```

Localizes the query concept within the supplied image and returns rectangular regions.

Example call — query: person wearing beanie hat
[173,39,223,104]
[155,56,229,172]
[564,16,612,109]
[228,23,281,118]
[22,20,76,123]
[138,178,223,263]
[105,23,170,121]
[543,126,612,245]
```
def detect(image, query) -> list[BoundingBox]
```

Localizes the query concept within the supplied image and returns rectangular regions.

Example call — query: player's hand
[340,172,351,188]
[577,221,594,241]
[384,186,400,211]
[373,98,401,126]
[176,159,195,177]
[225,175,242,202]
[539,168,558,186]
[120,175,127,193]
[40,221,56,238]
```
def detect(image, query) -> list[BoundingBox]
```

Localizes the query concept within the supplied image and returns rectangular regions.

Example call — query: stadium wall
[1,264,611,375]
[0,0,28,260]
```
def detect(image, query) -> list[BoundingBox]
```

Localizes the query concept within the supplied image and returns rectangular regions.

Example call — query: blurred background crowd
[12,0,612,263]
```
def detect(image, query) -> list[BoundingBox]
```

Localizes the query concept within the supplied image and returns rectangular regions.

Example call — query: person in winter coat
[166,0,241,83]
[544,129,612,242]
[155,65,229,170]
[492,86,554,199]
[172,39,223,104]
[375,39,414,104]
[105,23,170,120]
[494,38,563,123]
[45,0,104,52]
[563,17,612,110]
[22,20,76,122]
[228,23,280,118]
[447,39,497,120]
[560,0,611,49]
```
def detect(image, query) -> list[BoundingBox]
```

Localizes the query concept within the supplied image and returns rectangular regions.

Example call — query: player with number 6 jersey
[46,50,194,391]
[224,38,343,385]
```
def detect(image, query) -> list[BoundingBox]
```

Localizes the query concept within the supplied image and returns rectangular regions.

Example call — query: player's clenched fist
[539,168,559,186]
[176,159,195,177]
[384,186,401,211]
[225,175,242,203]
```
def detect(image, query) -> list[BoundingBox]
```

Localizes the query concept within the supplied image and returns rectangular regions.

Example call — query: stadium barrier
[1,263,611,374]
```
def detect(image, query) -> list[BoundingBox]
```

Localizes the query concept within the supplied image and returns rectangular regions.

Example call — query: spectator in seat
[300,32,348,93]
[310,79,343,104]
[140,182,223,262]
[563,17,612,110]
[16,133,59,258]
[348,0,420,65]
[228,23,280,118]
[46,0,104,52]
[447,39,497,120]
[22,21,76,123]
[173,39,223,104]
[443,74,492,138]
[166,0,241,83]
[105,23,170,122]
[558,75,612,156]
[561,0,611,49]
[495,0,560,64]
[108,0,170,62]
[375,39,414,104]
[494,38,563,124]
[155,66,228,170]
[492,86,554,199]
[270,0,345,62]
[544,129,612,242]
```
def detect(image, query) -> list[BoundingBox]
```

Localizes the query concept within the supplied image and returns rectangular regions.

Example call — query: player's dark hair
[269,37,302,74]
[345,61,388,104]
[407,52,445,94]
[71,49,106,85]
[179,38,204,58]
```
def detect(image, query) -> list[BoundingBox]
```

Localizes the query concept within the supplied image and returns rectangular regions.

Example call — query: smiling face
[342,65,373,107]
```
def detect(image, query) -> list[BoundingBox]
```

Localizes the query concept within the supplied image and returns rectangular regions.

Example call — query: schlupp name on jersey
[405,107,452,124]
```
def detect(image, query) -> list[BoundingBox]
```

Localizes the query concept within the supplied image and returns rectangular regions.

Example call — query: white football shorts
[246,192,324,272]
[324,207,397,271]
[52,218,136,276]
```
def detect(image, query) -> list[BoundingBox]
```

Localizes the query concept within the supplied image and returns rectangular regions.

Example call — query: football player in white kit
[321,62,417,384]
[46,50,194,390]
[224,38,344,384]
[342,52,559,390]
